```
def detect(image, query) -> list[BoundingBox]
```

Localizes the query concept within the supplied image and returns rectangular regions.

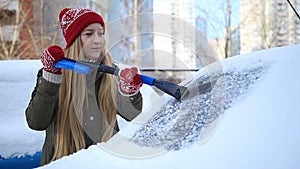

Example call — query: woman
[25,7,143,166]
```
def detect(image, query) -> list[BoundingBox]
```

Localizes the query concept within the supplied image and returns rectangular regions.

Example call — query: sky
[195,0,240,38]
[153,0,240,38]
[0,44,300,169]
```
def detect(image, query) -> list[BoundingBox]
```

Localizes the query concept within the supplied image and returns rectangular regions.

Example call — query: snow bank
[0,60,44,158]
[40,44,300,169]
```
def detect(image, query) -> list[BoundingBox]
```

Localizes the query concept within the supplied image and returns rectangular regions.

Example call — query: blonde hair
[51,37,117,161]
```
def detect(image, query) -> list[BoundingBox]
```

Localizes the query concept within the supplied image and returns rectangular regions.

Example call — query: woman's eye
[85,33,93,36]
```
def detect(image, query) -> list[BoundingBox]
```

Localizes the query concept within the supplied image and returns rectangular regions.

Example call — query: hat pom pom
[59,8,71,22]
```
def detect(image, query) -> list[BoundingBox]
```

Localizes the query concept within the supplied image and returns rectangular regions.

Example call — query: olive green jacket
[25,68,143,166]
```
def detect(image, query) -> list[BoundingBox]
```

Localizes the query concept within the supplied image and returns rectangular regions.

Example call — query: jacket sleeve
[25,68,60,131]
[116,90,143,121]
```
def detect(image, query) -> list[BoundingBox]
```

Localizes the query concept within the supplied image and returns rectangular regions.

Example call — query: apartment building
[240,0,300,54]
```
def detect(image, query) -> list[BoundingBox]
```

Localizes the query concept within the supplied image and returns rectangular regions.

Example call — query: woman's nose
[93,34,101,43]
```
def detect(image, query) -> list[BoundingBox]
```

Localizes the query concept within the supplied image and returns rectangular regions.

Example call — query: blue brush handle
[139,74,155,86]
[54,58,91,74]
[54,59,156,86]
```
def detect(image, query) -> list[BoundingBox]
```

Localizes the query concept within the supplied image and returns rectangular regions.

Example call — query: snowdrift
[0,60,43,169]
[41,44,300,169]
[0,44,299,169]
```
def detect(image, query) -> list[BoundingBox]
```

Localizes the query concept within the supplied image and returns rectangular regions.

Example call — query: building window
[0,8,16,25]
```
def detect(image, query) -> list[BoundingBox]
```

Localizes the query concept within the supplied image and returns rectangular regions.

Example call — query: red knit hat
[59,7,105,48]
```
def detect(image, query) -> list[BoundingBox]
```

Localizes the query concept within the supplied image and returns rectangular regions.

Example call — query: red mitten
[40,45,65,74]
[119,67,143,96]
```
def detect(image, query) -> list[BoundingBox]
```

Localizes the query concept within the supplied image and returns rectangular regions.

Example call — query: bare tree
[224,0,232,58]
[239,0,299,54]
[195,0,240,59]
[0,0,63,60]
[107,0,153,66]
[18,0,62,59]
[0,0,20,59]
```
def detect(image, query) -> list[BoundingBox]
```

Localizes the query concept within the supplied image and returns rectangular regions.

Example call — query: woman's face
[80,23,105,62]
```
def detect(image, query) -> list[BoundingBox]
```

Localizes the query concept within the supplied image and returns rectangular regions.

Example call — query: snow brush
[54,58,188,100]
